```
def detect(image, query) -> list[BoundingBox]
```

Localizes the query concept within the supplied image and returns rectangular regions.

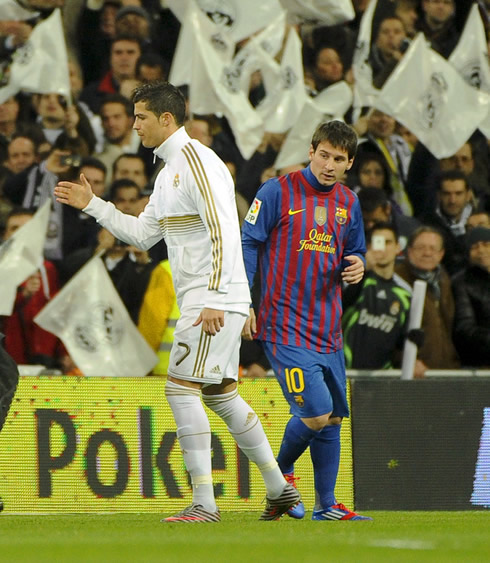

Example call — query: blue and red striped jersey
[241,165,366,353]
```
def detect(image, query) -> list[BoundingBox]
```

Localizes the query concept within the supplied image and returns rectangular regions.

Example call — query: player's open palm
[54,173,93,210]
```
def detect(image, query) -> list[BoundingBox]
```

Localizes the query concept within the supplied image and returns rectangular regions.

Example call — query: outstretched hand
[54,173,94,210]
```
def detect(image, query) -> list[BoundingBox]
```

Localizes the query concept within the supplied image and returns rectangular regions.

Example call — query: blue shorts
[262,342,349,419]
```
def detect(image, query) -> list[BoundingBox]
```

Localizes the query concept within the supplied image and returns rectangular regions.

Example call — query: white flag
[374,34,490,159]
[34,256,158,377]
[449,4,490,138]
[0,9,71,104]
[274,82,352,170]
[0,200,50,316]
[279,0,354,26]
[256,27,307,134]
[0,0,37,20]
[168,0,282,42]
[351,0,379,119]
[189,5,264,159]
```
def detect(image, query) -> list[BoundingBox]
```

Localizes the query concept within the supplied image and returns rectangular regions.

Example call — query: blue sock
[277,416,320,474]
[310,424,341,509]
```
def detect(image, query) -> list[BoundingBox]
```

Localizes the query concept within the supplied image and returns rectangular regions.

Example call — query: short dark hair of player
[357,187,389,213]
[311,120,358,160]
[131,80,186,126]
[435,169,469,191]
[109,178,141,202]
[367,221,398,244]
[100,94,134,118]
[407,225,445,250]
[81,156,107,176]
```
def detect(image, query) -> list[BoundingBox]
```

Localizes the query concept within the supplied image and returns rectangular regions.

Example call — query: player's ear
[308,145,315,161]
[345,157,354,171]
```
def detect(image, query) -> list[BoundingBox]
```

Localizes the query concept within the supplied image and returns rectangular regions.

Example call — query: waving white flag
[0,201,50,316]
[279,0,354,25]
[274,82,352,170]
[256,27,307,133]
[375,34,489,159]
[449,3,490,138]
[34,256,158,377]
[189,4,264,159]
[351,0,379,120]
[168,0,282,42]
[0,9,70,104]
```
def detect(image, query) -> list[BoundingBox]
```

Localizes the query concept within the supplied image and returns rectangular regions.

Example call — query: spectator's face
[101,102,134,144]
[363,204,390,231]
[113,156,147,188]
[466,213,490,232]
[37,93,65,121]
[68,61,84,98]
[110,40,141,81]
[7,137,36,173]
[375,18,406,57]
[440,143,474,176]
[113,186,140,215]
[0,97,20,124]
[469,240,490,272]
[396,3,418,37]
[3,213,31,241]
[438,179,470,220]
[369,228,400,268]
[101,3,118,37]
[368,110,395,140]
[116,14,150,38]
[422,0,455,27]
[315,48,343,83]
[185,119,212,147]
[359,160,385,189]
[138,64,165,82]
[309,141,353,186]
[407,232,444,271]
[81,165,106,197]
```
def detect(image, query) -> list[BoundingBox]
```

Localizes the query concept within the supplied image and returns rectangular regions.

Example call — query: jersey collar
[302,165,336,192]
[153,126,191,163]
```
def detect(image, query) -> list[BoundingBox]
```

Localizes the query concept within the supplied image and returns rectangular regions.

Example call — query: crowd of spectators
[1,0,489,375]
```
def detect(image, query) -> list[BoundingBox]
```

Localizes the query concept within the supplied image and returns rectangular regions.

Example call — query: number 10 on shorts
[284,368,305,393]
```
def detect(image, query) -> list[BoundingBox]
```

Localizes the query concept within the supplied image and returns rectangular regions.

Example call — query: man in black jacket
[452,227,490,368]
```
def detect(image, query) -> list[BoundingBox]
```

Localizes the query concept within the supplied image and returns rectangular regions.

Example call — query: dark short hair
[357,187,389,213]
[112,153,146,174]
[131,80,186,126]
[311,120,358,160]
[436,169,469,191]
[6,207,35,221]
[100,94,134,118]
[367,221,398,244]
[407,225,445,250]
[109,178,141,201]
[135,53,169,80]
[81,156,107,176]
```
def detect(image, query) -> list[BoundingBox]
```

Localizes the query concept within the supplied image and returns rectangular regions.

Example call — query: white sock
[165,380,216,512]
[203,389,286,498]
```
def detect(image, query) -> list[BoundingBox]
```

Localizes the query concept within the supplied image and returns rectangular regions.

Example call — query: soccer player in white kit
[54,81,300,522]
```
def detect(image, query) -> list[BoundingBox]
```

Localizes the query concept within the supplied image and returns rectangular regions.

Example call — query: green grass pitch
[1,511,489,562]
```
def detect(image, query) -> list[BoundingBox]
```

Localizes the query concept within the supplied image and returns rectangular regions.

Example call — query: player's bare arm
[241,307,256,341]
[341,255,365,284]
[54,173,93,210]
[193,308,225,336]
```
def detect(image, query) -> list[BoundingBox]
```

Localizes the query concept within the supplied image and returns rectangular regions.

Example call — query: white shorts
[167,307,247,385]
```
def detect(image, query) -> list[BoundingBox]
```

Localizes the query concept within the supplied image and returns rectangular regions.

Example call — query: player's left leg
[310,351,372,521]
[202,315,300,521]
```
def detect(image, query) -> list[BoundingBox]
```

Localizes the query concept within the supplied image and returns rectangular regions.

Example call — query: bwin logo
[420,73,448,130]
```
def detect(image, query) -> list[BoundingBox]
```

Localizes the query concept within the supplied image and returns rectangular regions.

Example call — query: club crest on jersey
[390,301,401,316]
[335,207,347,225]
[245,197,262,225]
[294,395,304,408]
[314,206,327,226]
[173,173,180,188]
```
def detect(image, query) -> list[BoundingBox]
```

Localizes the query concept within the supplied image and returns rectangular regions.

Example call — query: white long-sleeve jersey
[83,127,250,313]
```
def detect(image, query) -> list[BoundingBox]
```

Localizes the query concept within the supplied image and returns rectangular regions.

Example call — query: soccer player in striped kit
[242,120,372,521]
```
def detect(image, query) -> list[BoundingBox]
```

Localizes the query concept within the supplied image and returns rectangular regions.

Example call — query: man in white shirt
[54,80,299,522]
